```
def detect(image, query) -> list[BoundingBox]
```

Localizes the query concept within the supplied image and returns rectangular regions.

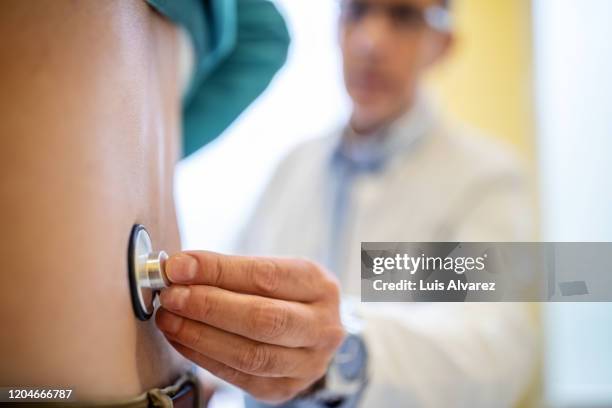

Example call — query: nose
[350,12,392,59]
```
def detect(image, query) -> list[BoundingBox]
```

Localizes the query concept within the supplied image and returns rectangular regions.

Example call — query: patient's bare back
[0,0,189,400]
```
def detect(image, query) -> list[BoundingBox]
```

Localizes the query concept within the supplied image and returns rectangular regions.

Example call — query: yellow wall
[426,0,535,162]
[427,5,542,406]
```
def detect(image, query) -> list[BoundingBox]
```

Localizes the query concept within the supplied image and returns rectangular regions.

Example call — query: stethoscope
[127,224,170,321]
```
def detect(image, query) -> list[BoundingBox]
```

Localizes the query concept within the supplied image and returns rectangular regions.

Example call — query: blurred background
[175,0,612,406]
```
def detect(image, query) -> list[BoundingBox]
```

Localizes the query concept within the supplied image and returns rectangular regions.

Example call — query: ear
[423,31,454,68]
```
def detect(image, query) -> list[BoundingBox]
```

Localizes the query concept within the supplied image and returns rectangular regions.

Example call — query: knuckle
[322,326,346,352]
[249,301,290,341]
[303,259,324,280]
[247,389,265,401]
[306,353,330,379]
[210,255,224,286]
[250,380,304,404]
[238,343,274,374]
[249,258,282,294]
[193,288,217,321]
[284,380,307,401]
[330,326,346,347]
[182,322,206,349]
[275,389,296,403]
[221,365,245,386]
[303,259,339,299]
[249,384,277,403]
[314,363,328,380]
[268,386,296,404]
[325,278,341,302]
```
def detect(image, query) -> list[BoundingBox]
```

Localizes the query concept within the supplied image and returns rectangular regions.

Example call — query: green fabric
[146,0,290,158]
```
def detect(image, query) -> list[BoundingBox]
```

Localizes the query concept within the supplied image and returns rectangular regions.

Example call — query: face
[339,0,452,131]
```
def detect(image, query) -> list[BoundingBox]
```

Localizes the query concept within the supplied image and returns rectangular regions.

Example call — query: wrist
[296,300,369,406]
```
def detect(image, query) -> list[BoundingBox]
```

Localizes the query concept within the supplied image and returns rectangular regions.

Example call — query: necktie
[327,141,387,275]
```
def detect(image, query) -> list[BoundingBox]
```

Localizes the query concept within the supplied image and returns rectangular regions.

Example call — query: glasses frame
[338,0,453,33]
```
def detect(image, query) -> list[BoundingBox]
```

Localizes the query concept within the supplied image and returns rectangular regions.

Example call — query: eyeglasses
[339,0,452,33]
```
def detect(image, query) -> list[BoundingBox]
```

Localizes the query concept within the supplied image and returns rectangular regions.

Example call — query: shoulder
[425,121,528,187]
[415,120,535,240]
[272,129,341,176]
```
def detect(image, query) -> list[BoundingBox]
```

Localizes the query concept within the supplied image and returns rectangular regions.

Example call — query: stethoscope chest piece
[128,224,170,321]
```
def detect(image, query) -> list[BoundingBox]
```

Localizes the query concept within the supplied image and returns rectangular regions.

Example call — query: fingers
[167,340,309,404]
[165,251,335,302]
[159,284,320,347]
[156,309,327,380]
[159,252,345,403]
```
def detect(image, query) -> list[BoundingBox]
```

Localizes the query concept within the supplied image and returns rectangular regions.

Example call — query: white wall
[533,0,612,406]
[175,0,350,253]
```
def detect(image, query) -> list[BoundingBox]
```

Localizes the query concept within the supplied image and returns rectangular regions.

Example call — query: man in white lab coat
[239,0,538,406]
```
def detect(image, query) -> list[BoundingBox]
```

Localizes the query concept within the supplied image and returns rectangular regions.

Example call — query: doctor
[237,0,538,406]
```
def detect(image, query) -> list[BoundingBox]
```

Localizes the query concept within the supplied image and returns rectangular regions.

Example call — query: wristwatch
[299,302,369,407]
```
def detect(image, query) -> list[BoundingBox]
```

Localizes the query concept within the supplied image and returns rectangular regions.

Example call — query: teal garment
[146,0,290,157]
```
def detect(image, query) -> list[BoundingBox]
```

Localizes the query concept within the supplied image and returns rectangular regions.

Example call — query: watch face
[335,333,367,381]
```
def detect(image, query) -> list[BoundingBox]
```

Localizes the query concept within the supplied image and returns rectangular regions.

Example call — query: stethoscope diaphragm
[127,224,169,321]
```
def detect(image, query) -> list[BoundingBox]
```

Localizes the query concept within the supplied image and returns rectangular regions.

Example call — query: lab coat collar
[329,92,440,172]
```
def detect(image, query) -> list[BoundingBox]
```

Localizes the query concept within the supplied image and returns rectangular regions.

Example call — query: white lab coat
[236,97,539,407]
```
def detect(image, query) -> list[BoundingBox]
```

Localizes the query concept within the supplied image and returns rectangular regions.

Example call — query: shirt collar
[329,92,438,173]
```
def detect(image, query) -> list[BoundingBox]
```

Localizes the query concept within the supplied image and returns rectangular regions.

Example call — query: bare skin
[0,0,189,400]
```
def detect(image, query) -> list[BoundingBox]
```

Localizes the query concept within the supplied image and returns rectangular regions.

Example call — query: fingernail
[167,254,198,282]
[157,310,184,334]
[160,286,190,311]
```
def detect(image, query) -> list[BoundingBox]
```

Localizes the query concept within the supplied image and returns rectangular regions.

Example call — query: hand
[155,251,345,404]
